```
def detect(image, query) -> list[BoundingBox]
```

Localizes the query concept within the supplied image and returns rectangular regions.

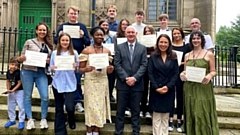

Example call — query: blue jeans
[74,72,83,103]
[21,68,49,119]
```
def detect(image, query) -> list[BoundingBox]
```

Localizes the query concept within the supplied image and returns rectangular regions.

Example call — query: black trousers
[107,70,116,97]
[115,89,143,135]
[140,70,150,114]
[52,86,75,135]
[169,77,183,120]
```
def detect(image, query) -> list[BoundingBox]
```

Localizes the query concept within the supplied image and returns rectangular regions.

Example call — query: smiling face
[8,62,18,73]
[158,36,169,52]
[67,8,79,23]
[100,21,109,33]
[190,18,201,31]
[191,34,202,48]
[93,30,104,44]
[60,35,70,50]
[125,27,137,43]
[159,18,168,28]
[172,29,182,42]
[121,20,129,32]
[144,27,152,35]
[36,24,47,40]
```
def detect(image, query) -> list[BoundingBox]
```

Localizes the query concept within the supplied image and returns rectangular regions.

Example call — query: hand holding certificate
[63,25,80,38]
[55,55,75,70]
[186,66,206,83]
[23,50,48,67]
[89,53,109,69]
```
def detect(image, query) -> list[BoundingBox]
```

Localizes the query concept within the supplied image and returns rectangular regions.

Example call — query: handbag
[31,39,52,85]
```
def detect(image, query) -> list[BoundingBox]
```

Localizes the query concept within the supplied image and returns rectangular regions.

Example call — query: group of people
[3,4,219,135]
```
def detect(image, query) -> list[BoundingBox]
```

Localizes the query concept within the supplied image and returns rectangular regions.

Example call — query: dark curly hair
[189,31,206,49]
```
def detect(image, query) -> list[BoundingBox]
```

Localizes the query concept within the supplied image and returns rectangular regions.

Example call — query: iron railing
[0,27,239,88]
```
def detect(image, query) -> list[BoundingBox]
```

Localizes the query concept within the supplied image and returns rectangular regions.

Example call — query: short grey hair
[125,26,137,33]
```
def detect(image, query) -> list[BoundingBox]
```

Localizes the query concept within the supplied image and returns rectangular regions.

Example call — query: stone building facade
[0,0,216,43]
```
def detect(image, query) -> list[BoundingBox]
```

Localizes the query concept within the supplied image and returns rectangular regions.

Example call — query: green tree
[216,14,240,47]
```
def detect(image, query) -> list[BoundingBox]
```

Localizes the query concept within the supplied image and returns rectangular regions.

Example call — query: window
[148,0,177,21]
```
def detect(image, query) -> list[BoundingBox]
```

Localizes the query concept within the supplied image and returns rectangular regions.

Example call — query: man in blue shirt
[54,6,90,112]
[107,5,119,32]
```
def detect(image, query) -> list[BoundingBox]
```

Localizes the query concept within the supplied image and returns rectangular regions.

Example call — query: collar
[128,41,136,47]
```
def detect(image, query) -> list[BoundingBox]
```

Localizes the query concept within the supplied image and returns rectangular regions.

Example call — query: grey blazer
[114,41,147,91]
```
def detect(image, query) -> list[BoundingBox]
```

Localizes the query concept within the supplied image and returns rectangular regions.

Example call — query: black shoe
[168,121,174,132]
[69,122,76,129]
[110,95,116,102]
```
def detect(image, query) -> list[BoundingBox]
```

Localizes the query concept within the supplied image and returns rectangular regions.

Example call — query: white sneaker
[125,110,131,116]
[168,121,174,132]
[75,102,84,112]
[145,112,152,118]
[26,119,35,130]
[177,127,182,133]
[139,111,143,117]
[40,119,48,129]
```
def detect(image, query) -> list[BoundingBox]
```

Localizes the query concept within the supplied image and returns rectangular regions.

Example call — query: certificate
[109,31,117,37]
[186,66,206,83]
[63,25,80,38]
[173,50,183,66]
[102,43,115,55]
[117,38,127,45]
[139,34,156,47]
[23,50,48,67]
[55,55,75,70]
[157,31,172,42]
[89,53,109,69]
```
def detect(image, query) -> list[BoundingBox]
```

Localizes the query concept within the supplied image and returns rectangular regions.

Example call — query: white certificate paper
[186,66,206,83]
[102,43,115,55]
[157,31,172,42]
[63,25,80,38]
[173,50,183,66]
[136,31,144,40]
[23,50,48,67]
[109,31,117,37]
[55,55,75,70]
[89,53,109,69]
[117,38,127,45]
[139,34,156,47]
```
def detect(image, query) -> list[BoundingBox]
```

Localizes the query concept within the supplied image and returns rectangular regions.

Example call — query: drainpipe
[91,0,96,28]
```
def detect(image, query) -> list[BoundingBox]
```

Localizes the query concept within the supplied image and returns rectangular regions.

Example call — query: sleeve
[15,70,21,81]
[74,50,79,66]
[166,59,179,90]
[54,24,63,45]
[133,47,148,81]
[114,45,129,82]
[204,34,214,50]
[81,25,91,46]
[21,39,30,56]
[148,55,159,90]
[78,53,88,62]
[49,51,56,71]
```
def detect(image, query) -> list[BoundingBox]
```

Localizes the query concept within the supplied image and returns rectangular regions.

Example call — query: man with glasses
[107,5,119,32]
[185,18,214,51]
[54,6,90,113]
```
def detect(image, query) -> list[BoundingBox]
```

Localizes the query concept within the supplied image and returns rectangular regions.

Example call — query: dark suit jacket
[148,54,179,113]
[114,41,147,91]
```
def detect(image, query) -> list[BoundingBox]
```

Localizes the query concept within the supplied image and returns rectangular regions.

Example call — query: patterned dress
[79,54,112,127]
[183,57,219,135]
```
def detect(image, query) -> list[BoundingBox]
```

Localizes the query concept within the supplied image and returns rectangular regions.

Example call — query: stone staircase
[0,91,240,135]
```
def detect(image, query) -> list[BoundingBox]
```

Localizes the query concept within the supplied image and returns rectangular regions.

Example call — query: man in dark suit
[114,26,148,135]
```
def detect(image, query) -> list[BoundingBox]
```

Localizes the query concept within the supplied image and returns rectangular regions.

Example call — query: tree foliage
[216,15,240,47]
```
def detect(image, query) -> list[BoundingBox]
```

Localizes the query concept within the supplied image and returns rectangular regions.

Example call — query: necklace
[192,49,202,66]
[93,45,103,54]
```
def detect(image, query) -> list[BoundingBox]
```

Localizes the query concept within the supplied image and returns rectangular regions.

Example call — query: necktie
[129,44,133,63]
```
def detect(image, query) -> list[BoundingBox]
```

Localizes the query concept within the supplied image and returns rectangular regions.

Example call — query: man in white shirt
[132,10,146,32]
[185,18,214,51]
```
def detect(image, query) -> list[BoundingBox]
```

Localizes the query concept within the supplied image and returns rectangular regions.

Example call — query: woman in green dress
[180,31,219,135]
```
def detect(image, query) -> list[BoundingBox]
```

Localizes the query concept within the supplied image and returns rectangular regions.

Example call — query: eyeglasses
[191,22,199,25]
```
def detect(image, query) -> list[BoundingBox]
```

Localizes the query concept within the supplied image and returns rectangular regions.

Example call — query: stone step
[1,104,240,130]
[0,119,239,135]
[1,95,240,119]
[0,119,179,135]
